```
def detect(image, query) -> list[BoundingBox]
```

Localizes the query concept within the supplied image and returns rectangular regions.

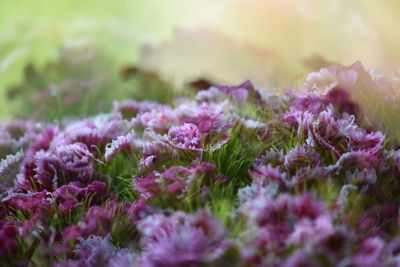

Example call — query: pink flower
[213,80,262,104]
[288,215,334,245]
[140,140,179,175]
[133,107,177,134]
[248,164,287,186]
[290,92,325,115]
[133,162,218,199]
[168,123,202,150]
[351,237,385,267]
[104,131,141,162]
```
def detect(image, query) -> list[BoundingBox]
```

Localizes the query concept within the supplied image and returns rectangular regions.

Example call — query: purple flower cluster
[2,69,400,266]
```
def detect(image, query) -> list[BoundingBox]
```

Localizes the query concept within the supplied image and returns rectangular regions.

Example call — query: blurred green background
[1,0,400,120]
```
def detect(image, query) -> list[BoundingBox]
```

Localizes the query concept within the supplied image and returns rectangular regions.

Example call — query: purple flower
[324,87,358,115]
[195,87,226,103]
[140,140,180,175]
[62,199,152,244]
[237,192,331,261]
[308,107,351,157]
[351,237,385,267]
[282,109,315,139]
[291,166,328,186]
[138,210,231,266]
[248,164,287,186]
[255,149,285,167]
[108,249,137,267]
[55,235,117,267]
[284,145,323,174]
[288,215,334,245]
[350,131,384,155]
[2,190,53,217]
[213,80,262,104]
[328,150,386,184]
[0,221,18,258]
[104,131,141,162]
[113,99,162,119]
[168,123,202,150]
[356,204,397,236]
[283,250,321,267]
[26,125,58,158]
[133,106,177,134]
[195,103,230,138]
[32,150,61,191]
[53,181,107,213]
[386,237,400,257]
[52,113,126,152]
[0,150,24,192]
[290,193,327,220]
[179,102,232,148]
[134,162,218,199]
[290,92,325,115]
[0,120,38,152]
[56,143,94,185]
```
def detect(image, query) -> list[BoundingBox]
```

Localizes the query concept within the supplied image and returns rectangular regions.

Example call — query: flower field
[2,59,400,266]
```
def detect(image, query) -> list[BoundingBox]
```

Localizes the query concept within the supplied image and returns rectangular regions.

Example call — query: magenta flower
[16,141,99,191]
[62,199,152,244]
[26,125,58,158]
[0,221,18,258]
[2,190,53,217]
[53,181,107,213]
[56,143,94,185]
[32,150,61,191]
[324,87,358,115]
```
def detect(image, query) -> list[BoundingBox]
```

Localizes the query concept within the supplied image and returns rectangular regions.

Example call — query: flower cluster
[2,65,400,266]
